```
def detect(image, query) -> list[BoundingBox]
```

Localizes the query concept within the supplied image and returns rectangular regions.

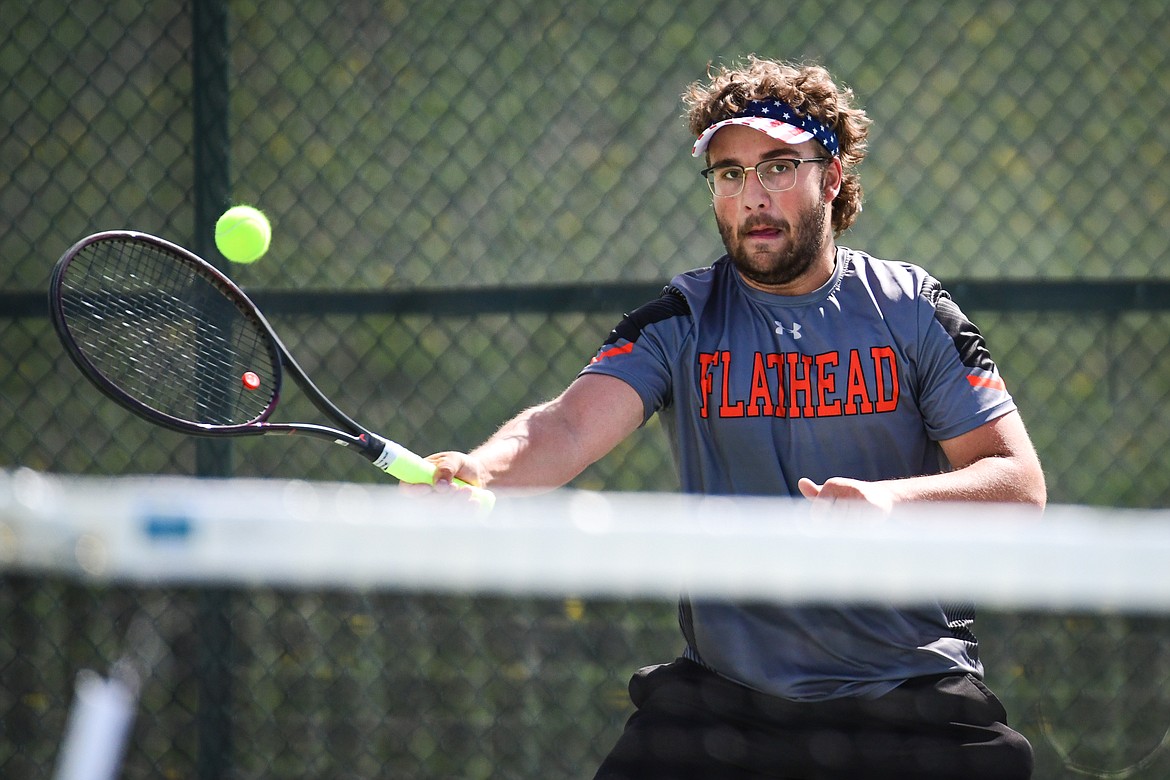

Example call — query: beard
[717,195,829,289]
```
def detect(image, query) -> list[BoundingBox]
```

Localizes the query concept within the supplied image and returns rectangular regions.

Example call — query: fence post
[192,2,235,779]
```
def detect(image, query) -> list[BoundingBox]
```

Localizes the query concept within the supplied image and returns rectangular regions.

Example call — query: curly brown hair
[682,56,871,235]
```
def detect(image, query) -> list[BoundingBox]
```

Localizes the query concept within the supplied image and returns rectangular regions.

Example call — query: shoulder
[614,284,689,333]
[616,256,740,334]
[839,248,981,350]
[844,248,996,368]
[846,249,968,321]
[633,283,691,322]
[840,247,936,303]
[663,256,739,314]
[603,283,691,349]
[595,261,731,355]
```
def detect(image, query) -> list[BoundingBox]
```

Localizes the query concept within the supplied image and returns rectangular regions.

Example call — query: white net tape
[3,467,1166,611]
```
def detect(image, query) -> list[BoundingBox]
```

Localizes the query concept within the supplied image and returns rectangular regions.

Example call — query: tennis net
[4,468,1170,779]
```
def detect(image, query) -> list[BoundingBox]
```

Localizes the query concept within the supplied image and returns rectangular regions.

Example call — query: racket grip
[370,438,496,511]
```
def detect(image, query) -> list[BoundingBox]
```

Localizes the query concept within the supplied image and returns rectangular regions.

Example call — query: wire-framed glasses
[700,157,830,197]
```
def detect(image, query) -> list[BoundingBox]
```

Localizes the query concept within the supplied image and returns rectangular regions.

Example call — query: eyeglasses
[700,157,830,197]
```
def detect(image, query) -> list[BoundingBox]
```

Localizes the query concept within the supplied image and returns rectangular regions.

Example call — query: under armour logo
[774,320,802,340]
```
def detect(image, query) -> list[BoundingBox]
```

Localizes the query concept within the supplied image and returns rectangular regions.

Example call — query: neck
[739,240,838,297]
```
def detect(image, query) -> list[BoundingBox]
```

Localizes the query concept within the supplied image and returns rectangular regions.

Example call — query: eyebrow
[708,147,803,168]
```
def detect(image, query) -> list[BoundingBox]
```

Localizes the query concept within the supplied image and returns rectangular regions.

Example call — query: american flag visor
[691,99,840,158]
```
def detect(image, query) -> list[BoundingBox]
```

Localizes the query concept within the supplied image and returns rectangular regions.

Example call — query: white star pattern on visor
[692,99,839,158]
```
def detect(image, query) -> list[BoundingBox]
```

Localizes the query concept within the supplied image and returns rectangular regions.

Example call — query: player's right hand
[399,451,489,498]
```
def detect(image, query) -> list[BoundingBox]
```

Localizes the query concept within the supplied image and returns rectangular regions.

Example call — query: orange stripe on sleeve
[966,374,1007,392]
[591,341,635,364]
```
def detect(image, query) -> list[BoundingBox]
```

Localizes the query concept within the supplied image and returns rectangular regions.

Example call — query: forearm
[438,374,645,492]
[901,411,1046,507]
[884,453,1047,507]
[469,402,593,490]
[801,412,1047,511]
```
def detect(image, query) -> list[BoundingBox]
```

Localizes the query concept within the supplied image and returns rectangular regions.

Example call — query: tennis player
[425,56,1046,779]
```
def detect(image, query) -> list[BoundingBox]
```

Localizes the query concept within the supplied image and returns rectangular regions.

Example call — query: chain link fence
[3,1,1170,777]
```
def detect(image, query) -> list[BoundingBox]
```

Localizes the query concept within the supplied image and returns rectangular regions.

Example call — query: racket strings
[60,238,278,426]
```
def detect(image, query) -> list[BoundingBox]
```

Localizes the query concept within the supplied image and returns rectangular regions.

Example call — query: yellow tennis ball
[215,205,271,264]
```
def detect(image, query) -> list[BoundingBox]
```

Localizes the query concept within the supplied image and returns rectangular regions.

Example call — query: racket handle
[369,437,496,511]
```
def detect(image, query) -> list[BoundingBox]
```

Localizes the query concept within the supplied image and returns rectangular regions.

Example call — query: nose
[740,170,772,210]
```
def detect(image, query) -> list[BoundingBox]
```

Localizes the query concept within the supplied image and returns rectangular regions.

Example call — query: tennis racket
[49,230,493,510]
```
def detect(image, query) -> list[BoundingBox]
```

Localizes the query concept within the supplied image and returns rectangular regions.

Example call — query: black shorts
[593,658,1032,780]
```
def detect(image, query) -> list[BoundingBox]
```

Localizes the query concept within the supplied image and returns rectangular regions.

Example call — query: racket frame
[49,230,490,506]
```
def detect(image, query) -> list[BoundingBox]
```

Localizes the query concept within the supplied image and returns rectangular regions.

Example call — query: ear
[823,157,843,204]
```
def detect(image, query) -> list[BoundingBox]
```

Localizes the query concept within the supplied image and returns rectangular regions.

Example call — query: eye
[713,166,745,182]
[760,159,796,176]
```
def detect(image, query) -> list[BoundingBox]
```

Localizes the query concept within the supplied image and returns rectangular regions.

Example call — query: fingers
[797,477,822,499]
[398,480,437,497]
[799,476,895,516]
[426,451,465,490]
[799,477,841,522]
[398,452,489,513]
[801,476,861,503]
[432,451,490,489]
[397,451,485,493]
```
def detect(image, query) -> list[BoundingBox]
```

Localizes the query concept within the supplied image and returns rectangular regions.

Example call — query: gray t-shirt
[580,247,1017,701]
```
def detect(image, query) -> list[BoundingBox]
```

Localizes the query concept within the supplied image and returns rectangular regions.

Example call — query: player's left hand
[798,477,895,515]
